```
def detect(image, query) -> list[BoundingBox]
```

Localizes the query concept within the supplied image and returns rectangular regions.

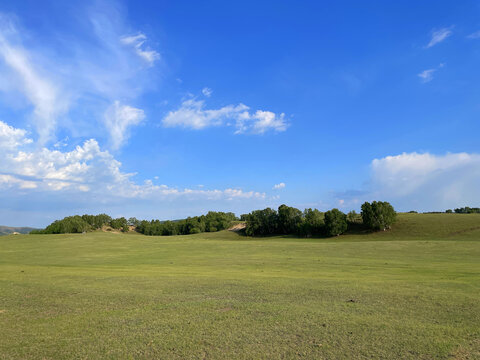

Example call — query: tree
[361,201,396,231]
[324,209,347,236]
[244,208,278,236]
[204,211,237,232]
[128,217,140,227]
[277,204,303,234]
[160,221,178,235]
[445,209,453,213]
[347,210,360,224]
[454,207,480,214]
[40,215,91,234]
[298,208,324,237]
[110,217,128,231]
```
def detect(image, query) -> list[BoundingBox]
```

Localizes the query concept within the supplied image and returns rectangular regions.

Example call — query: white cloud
[53,136,69,149]
[418,69,436,83]
[0,120,266,201]
[370,152,480,210]
[418,63,444,83]
[104,101,145,150]
[202,87,212,97]
[249,110,287,134]
[162,99,247,129]
[163,99,288,134]
[0,9,159,148]
[273,182,286,190]
[426,27,452,48]
[0,17,67,144]
[120,33,160,65]
[467,30,480,39]
[0,174,37,189]
[0,120,32,149]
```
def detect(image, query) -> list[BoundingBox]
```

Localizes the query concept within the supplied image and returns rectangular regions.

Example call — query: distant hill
[0,226,37,236]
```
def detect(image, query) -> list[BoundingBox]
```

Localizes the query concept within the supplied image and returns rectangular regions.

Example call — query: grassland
[0,213,479,359]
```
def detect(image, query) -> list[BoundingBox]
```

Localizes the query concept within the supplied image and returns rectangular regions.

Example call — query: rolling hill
[0,225,37,236]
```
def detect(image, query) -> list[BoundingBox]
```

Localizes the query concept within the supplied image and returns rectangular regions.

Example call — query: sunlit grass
[0,214,479,359]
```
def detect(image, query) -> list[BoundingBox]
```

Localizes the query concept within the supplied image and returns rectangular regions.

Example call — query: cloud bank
[336,152,480,212]
[0,120,266,201]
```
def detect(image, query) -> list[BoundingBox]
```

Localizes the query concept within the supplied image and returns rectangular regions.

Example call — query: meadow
[0,213,479,359]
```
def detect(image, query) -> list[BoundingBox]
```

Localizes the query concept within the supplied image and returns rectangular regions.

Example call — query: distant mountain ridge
[0,226,37,235]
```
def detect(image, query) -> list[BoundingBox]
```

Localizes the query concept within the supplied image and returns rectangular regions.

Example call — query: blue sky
[0,0,479,227]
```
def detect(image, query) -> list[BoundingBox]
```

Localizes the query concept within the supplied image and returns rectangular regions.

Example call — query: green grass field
[1,214,479,359]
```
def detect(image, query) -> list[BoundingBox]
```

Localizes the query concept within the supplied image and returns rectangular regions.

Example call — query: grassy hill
[0,225,37,236]
[0,213,478,359]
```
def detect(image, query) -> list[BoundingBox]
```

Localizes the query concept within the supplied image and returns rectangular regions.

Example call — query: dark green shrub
[324,209,347,236]
[361,201,396,231]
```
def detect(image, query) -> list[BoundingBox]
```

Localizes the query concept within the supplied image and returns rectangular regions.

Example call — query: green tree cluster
[244,205,346,237]
[136,212,237,236]
[453,207,480,214]
[245,201,396,237]
[324,208,348,236]
[31,214,131,234]
[361,201,396,231]
[110,217,129,232]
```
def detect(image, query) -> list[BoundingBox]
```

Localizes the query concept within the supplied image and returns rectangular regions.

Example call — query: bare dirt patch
[228,223,246,232]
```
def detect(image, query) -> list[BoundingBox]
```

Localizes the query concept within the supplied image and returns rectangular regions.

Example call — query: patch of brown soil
[228,223,246,232]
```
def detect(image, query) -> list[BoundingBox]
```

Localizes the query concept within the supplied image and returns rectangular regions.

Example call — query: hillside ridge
[0,225,37,236]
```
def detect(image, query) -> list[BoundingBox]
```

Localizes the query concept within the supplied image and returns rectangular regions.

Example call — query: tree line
[30,214,129,234]
[135,212,237,235]
[242,201,396,237]
[446,207,480,214]
[30,201,396,237]
[30,212,237,236]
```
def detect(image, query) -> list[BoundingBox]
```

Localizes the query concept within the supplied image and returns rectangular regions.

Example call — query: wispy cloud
[273,182,285,190]
[0,16,67,144]
[467,30,480,39]
[418,69,436,83]
[202,87,212,97]
[426,27,453,48]
[0,7,159,148]
[418,63,444,83]
[104,101,145,150]
[120,33,160,66]
[163,98,288,134]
